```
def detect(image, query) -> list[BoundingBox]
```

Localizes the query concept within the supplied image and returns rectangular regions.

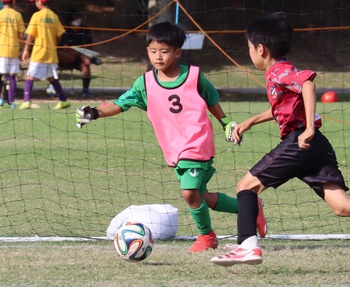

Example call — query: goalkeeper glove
[220,116,242,145]
[76,105,99,128]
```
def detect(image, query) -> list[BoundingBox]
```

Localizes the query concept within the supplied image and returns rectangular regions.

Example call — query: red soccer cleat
[187,230,218,253]
[211,246,263,266]
[257,197,267,238]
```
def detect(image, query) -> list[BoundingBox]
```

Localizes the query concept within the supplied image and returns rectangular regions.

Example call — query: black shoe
[91,57,102,65]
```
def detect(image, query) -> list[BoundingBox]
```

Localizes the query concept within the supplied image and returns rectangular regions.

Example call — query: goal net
[0,0,349,241]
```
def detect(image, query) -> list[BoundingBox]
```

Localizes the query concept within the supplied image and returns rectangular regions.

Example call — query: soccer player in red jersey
[212,12,350,266]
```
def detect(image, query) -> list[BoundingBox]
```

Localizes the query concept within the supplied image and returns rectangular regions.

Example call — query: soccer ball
[46,84,56,97]
[113,222,154,262]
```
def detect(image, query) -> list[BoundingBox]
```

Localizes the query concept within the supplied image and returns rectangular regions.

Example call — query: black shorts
[250,129,349,198]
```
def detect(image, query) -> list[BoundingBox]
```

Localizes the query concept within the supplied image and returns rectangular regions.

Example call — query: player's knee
[333,206,350,217]
[181,189,200,207]
[81,56,91,66]
[329,199,350,216]
[181,189,192,202]
[236,174,264,194]
[203,192,217,209]
[236,178,248,192]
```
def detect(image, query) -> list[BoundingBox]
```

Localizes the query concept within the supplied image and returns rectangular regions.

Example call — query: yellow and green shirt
[0,7,25,58]
[25,8,65,63]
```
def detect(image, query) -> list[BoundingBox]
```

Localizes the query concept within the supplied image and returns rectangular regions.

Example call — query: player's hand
[231,122,244,145]
[76,105,96,128]
[22,50,30,62]
[220,117,243,145]
[298,127,315,150]
[226,121,243,145]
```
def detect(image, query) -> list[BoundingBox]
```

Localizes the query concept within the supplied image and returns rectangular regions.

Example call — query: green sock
[189,200,212,235]
[214,193,238,213]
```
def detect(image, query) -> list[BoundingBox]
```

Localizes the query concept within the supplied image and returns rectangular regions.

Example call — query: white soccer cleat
[211,246,263,266]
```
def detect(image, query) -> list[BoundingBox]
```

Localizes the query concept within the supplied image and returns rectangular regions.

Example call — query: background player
[20,0,70,110]
[0,0,25,108]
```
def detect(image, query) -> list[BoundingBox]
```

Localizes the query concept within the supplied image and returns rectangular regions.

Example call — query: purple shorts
[250,129,348,199]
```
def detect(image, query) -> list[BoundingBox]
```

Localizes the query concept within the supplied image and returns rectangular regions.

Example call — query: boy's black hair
[146,21,187,49]
[246,12,293,59]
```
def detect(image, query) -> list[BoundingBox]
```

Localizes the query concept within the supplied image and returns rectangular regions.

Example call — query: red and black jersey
[265,59,322,139]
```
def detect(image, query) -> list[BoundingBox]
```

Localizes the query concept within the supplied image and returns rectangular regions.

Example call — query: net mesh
[0,0,349,240]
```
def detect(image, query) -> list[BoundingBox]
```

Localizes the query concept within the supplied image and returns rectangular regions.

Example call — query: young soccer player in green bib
[76,21,266,252]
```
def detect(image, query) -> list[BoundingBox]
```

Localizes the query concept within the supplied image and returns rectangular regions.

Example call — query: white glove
[220,117,243,145]
[225,121,243,145]
[76,105,98,128]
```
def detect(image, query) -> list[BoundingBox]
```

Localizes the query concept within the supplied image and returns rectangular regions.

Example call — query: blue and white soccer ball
[46,84,56,97]
[113,222,154,262]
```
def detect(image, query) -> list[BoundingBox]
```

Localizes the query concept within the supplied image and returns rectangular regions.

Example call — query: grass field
[0,101,350,286]
[1,240,350,286]
[1,101,349,237]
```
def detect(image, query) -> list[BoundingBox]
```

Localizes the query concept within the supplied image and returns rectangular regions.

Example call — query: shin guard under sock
[237,190,258,244]
[213,193,238,213]
[189,200,212,235]
[24,79,34,102]
[8,75,16,104]
[51,79,67,101]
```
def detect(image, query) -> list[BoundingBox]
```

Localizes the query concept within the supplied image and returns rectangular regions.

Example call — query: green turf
[0,101,349,238]
[0,101,350,287]
[1,240,350,287]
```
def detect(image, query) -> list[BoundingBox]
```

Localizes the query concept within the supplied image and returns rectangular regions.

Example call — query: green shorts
[174,165,216,191]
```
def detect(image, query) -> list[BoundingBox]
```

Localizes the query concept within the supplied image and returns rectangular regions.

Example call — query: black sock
[82,77,91,89]
[237,190,258,244]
